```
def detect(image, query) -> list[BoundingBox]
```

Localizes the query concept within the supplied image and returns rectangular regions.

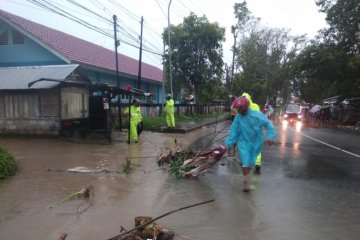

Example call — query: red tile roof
[0,10,163,83]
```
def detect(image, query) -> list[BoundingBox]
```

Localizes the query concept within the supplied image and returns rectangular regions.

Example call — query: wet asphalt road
[0,121,360,240]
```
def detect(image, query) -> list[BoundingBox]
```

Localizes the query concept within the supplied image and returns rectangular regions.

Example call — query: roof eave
[73,62,163,84]
[0,14,71,64]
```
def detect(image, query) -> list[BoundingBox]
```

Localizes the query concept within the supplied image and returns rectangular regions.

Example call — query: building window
[12,30,24,44]
[121,94,129,100]
[0,30,8,45]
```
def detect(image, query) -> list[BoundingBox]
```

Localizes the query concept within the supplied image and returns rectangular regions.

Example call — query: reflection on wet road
[0,122,360,240]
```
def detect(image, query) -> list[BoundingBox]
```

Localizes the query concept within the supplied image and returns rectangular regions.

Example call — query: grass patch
[0,147,17,179]
[141,112,228,131]
[142,116,166,130]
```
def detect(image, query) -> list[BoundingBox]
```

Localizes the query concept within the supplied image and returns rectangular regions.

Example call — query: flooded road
[1,122,360,240]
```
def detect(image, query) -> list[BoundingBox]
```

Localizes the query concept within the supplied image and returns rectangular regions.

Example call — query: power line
[22,0,163,56]
[65,0,111,24]
[154,0,167,19]
[25,0,113,37]
[103,0,164,53]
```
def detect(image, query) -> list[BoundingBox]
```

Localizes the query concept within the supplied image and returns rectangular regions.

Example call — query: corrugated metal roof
[0,64,81,89]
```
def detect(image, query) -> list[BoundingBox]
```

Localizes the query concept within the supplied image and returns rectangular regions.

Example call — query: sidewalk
[151,115,230,133]
[340,122,360,134]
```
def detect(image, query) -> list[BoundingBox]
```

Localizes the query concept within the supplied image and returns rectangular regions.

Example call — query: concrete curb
[338,125,360,134]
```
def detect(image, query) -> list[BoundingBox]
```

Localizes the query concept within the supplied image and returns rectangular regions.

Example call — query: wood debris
[157,145,226,178]
[61,185,94,203]
[107,199,214,240]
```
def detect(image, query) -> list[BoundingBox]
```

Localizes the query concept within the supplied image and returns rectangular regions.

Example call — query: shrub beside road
[0,147,17,179]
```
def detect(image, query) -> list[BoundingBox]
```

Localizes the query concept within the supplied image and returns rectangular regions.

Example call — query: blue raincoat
[225,109,276,167]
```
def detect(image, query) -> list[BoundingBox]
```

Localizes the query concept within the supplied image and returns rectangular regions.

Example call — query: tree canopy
[161,0,360,106]
[292,0,360,103]
[230,1,306,105]
[233,0,360,105]
[163,13,226,103]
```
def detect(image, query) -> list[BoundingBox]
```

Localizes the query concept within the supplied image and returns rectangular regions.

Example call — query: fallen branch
[58,233,67,240]
[62,185,93,203]
[107,199,215,240]
[119,158,131,175]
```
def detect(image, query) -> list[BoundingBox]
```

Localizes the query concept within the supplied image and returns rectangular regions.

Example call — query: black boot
[254,165,261,174]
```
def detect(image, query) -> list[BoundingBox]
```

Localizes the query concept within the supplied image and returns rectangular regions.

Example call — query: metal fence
[111,102,227,117]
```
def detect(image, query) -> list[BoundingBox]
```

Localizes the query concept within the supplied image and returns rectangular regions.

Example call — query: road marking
[288,128,360,158]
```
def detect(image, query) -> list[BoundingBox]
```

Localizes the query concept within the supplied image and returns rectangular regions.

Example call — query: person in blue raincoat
[242,92,263,174]
[223,96,276,191]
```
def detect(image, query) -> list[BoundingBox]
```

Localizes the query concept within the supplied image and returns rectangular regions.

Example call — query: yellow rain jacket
[124,105,142,142]
[165,98,175,128]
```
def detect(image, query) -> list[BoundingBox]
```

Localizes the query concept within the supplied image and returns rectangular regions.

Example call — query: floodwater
[0,126,227,240]
[1,122,360,240]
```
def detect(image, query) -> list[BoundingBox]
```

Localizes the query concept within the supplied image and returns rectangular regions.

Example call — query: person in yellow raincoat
[165,94,175,128]
[242,92,262,174]
[124,98,143,143]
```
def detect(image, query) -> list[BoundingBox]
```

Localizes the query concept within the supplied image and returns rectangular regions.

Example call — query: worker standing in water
[123,98,142,143]
[165,94,175,128]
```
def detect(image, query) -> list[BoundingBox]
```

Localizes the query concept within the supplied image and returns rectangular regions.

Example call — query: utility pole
[113,15,122,130]
[162,41,166,117]
[137,16,144,90]
[167,0,173,98]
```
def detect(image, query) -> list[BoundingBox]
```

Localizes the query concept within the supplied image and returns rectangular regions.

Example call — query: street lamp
[167,0,173,98]
[230,25,238,94]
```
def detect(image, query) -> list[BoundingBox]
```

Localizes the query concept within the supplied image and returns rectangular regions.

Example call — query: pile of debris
[107,199,214,240]
[157,145,226,178]
[108,216,191,240]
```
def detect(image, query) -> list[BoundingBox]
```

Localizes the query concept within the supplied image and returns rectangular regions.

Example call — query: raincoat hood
[242,92,254,105]
[242,92,260,111]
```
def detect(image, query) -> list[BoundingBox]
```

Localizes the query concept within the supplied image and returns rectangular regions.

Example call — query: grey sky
[1,0,326,69]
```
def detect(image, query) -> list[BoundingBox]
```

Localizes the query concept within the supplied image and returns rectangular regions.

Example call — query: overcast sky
[1,0,327,69]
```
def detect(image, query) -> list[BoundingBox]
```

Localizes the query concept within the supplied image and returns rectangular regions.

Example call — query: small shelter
[0,64,91,135]
[0,64,148,141]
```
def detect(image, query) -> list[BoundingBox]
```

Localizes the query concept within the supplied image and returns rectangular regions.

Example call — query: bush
[0,147,17,179]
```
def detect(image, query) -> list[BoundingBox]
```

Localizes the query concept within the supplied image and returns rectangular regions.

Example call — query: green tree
[163,13,225,103]
[316,0,360,54]
[291,0,360,103]
[233,18,300,105]
[293,43,341,103]
[229,1,253,93]
[316,0,360,98]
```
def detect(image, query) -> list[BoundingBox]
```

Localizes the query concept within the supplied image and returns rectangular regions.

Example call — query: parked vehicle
[339,97,360,125]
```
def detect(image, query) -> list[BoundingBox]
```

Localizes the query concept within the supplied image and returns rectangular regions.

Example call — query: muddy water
[2,123,360,240]
[0,126,230,240]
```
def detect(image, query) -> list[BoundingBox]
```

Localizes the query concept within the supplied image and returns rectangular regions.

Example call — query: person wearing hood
[123,98,143,143]
[242,92,262,174]
[223,96,276,191]
[165,94,175,128]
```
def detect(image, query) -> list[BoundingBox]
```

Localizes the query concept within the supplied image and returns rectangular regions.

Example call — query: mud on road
[0,127,220,240]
